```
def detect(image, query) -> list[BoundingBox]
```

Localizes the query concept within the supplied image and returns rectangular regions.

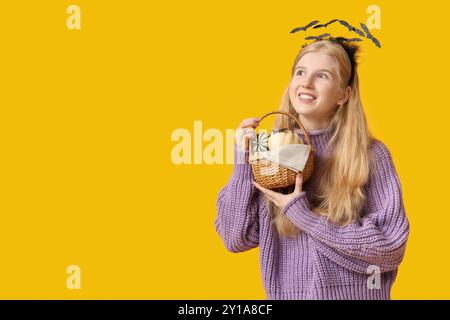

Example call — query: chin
[293,103,317,116]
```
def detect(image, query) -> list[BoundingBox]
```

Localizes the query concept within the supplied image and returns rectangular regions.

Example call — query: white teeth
[299,94,315,100]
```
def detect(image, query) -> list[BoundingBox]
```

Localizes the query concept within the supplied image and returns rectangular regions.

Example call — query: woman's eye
[296,70,304,76]
[318,73,328,79]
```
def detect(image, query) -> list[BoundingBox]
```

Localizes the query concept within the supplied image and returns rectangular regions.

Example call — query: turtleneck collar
[294,125,333,154]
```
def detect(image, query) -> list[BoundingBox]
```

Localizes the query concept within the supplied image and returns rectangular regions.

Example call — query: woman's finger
[243,130,256,142]
[257,187,277,204]
[294,172,304,193]
[234,128,245,149]
[242,129,256,151]
[242,127,256,137]
[253,181,279,202]
[235,126,258,149]
[240,117,260,127]
[239,117,261,129]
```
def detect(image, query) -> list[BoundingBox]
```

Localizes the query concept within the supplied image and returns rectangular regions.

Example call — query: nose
[300,75,314,88]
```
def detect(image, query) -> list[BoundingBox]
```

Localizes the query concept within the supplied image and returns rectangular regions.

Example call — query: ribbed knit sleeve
[281,140,410,274]
[215,144,260,253]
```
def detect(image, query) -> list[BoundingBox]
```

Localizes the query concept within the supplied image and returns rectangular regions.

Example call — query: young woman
[214,39,410,300]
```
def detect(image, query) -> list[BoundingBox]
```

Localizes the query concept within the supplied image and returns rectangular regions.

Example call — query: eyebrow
[294,66,334,75]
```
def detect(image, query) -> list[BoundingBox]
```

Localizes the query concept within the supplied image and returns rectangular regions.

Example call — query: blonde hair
[265,40,376,238]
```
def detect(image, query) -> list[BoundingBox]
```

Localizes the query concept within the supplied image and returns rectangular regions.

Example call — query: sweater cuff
[281,191,321,232]
[232,144,253,181]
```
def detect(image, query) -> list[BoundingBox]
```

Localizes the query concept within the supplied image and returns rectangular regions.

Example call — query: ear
[337,86,352,106]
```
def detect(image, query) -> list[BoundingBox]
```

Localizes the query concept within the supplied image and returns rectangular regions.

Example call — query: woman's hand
[253,172,304,212]
[234,117,261,152]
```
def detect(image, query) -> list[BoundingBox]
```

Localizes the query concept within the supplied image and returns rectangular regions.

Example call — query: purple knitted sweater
[215,126,409,300]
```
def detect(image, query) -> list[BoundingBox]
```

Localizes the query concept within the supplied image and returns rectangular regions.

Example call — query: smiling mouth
[298,93,316,103]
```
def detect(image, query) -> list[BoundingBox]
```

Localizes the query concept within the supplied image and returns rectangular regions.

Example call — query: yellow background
[0,0,448,299]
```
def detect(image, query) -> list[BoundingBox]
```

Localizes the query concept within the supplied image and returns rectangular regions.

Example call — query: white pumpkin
[251,132,269,153]
[268,130,302,150]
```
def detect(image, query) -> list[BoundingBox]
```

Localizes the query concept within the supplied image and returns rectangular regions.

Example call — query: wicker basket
[249,111,315,189]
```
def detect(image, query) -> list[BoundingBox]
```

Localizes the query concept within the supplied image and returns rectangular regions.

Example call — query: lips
[297,92,317,100]
[297,92,317,104]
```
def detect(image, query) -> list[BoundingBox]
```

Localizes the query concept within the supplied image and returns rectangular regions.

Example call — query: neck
[295,123,333,156]
[298,115,331,131]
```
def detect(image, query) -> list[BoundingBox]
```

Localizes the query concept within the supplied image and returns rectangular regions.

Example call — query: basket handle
[257,111,312,147]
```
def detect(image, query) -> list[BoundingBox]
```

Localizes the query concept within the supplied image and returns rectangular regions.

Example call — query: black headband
[329,37,359,86]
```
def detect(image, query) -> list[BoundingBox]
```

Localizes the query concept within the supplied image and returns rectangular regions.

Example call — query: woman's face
[289,51,350,126]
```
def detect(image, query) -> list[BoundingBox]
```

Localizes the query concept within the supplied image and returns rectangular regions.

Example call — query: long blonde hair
[265,40,376,238]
